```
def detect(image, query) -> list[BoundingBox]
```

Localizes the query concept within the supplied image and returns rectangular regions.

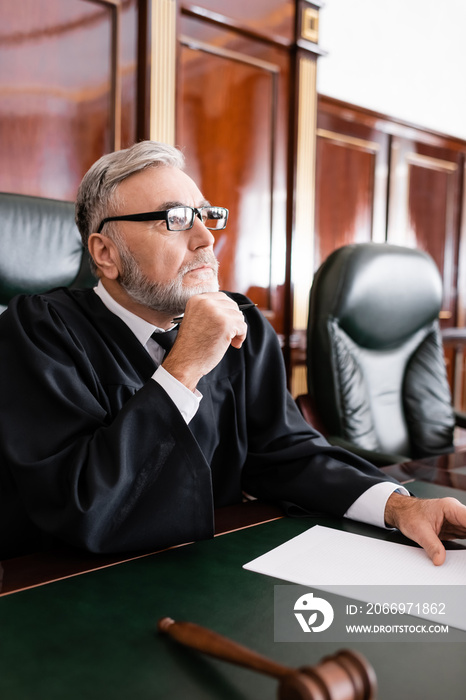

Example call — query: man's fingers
[432,547,446,567]
[413,525,446,566]
[164,293,250,389]
[385,493,452,565]
[229,322,248,349]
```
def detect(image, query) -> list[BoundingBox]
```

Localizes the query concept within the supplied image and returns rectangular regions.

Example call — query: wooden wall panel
[314,103,391,269]
[177,13,290,334]
[387,140,462,325]
[316,97,466,327]
[314,132,383,271]
[180,0,295,44]
[0,0,138,201]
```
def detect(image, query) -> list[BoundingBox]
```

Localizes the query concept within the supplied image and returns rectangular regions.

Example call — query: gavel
[158,617,377,700]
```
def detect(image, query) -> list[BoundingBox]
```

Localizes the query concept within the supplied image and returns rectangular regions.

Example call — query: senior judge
[0,140,465,561]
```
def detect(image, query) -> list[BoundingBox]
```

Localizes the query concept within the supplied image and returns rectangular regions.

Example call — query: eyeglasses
[97,205,229,233]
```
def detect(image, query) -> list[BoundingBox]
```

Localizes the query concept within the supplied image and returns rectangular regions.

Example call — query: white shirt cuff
[344,481,410,530]
[152,365,202,424]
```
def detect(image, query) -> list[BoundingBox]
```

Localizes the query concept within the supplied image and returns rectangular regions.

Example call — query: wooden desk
[381,448,466,489]
[1,458,466,699]
[0,500,283,597]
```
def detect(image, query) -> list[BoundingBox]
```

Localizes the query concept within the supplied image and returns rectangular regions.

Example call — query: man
[0,141,465,562]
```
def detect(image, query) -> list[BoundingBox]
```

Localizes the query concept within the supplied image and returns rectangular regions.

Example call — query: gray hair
[75,141,185,268]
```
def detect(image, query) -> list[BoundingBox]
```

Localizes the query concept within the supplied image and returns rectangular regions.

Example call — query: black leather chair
[0,192,95,313]
[297,243,466,466]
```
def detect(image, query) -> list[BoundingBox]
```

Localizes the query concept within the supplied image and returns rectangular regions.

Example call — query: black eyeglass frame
[97,205,229,233]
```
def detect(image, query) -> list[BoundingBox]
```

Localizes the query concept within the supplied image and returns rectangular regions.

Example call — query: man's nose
[189,217,216,248]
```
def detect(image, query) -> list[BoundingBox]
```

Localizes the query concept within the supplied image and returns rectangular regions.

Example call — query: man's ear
[88,233,121,280]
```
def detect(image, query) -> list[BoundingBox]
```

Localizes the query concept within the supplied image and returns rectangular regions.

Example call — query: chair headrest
[0,192,92,306]
[310,243,443,349]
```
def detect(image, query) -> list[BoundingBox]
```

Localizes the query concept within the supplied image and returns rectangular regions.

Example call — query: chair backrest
[307,243,455,459]
[0,192,95,313]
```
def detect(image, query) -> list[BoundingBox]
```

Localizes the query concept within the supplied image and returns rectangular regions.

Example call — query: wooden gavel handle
[157,617,377,700]
[158,616,292,679]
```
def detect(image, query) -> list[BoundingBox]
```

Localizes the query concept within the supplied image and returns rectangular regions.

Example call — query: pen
[172,303,257,324]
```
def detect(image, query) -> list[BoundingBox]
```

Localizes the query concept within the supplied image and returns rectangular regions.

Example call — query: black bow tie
[152,327,178,359]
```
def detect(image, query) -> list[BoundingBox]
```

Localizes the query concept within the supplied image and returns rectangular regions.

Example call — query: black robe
[0,288,397,557]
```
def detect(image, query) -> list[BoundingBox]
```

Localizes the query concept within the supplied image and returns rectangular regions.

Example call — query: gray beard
[117,246,220,316]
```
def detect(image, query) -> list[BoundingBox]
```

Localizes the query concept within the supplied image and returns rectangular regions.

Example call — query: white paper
[243,525,466,586]
[243,526,466,630]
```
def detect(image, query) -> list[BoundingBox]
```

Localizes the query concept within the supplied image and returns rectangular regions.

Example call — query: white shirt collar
[94,280,166,348]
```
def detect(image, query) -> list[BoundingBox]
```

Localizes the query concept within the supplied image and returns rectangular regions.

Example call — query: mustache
[178,251,219,277]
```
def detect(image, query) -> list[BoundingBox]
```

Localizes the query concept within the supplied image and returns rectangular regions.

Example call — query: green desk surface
[1,481,465,700]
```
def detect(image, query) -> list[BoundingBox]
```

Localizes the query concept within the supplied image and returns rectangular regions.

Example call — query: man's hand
[162,292,249,391]
[384,492,466,565]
